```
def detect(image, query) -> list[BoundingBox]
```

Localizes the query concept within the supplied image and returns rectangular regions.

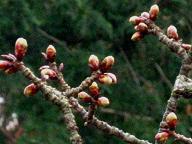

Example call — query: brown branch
[172,132,192,144]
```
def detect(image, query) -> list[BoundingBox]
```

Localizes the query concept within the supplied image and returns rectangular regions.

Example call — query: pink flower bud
[155,132,169,142]
[89,82,99,96]
[131,32,143,41]
[149,4,159,20]
[88,55,100,71]
[181,44,192,51]
[105,73,117,84]
[24,83,39,96]
[98,73,116,85]
[46,45,56,62]
[141,12,150,19]
[100,56,114,72]
[15,38,28,61]
[135,23,148,33]
[166,112,177,128]
[167,25,179,40]
[78,91,92,103]
[0,60,12,70]
[97,97,110,106]
[129,16,143,25]
[41,68,57,80]
[4,67,18,74]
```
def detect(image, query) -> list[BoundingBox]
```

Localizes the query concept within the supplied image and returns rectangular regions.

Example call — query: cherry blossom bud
[89,82,99,96]
[129,16,143,25]
[0,60,12,70]
[88,55,100,71]
[41,68,57,80]
[149,4,159,20]
[46,45,56,62]
[135,23,148,33]
[181,44,192,51]
[166,112,177,128]
[98,74,113,85]
[105,73,117,84]
[141,12,150,19]
[4,67,17,74]
[15,38,28,61]
[100,56,114,72]
[131,32,143,41]
[24,83,38,97]
[167,25,179,40]
[78,92,92,103]
[97,97,110,106]
[155,132,169,142]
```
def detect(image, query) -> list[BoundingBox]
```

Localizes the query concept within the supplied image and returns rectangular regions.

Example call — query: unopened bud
[141,12,150,19]
[155,132,169,142]
[149,4,159,20]
[131,32,143,41]
[78,92,92,103]
[0,60,12,70]
[46,45,56,62]
[98,74,114,85]
[97,97,110,106]
[181,44,192,51]
[15,38,28,61]
[135,23,148,33]
[4,67,17,74]
[100,56,114,72]
[105,73,117,84]
[129,16,143,25]
[166,112,177,128]
[24,83,38,97]
[89,82,99,96]
[88,55,100,71]
[41,68,57,80]
[167,25,179,40]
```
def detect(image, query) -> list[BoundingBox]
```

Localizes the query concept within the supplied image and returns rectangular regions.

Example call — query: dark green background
[0,0,191,143]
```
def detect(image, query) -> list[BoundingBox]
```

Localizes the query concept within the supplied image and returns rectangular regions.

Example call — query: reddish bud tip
[131,32,143,41]
[15,38,28,61]
[167,25,179,40]
[78,91,92,102]
[149,4,159,20]
[129,16,143,25]
[88,55,100,71]
[0,60,12,70]
[24,83,38,97]
[41,68,57,80]
[155,132,169,142]
[100,56,114,72]
[166,112,177,128]
[89,82,99,96]
[97,97,110,106]
[4,67,17,74]
[46,45,56,62]
[135,22,148,33]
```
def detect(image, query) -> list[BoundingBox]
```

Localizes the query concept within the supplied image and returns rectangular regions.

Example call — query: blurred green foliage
[0,0,192,143]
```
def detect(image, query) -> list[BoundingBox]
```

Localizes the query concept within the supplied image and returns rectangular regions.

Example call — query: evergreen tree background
[0,0,192,143]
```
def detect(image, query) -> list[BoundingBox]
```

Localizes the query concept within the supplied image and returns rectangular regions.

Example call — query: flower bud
[15,38,28,61]
[129,16,143,25]
[181,44,192,51]
[141,12,150,19]
[46,45,56,62]
[78,92,92,103]
[88,55,100,71]
[105,73,117,84]
[0,60,12,70]
[135,23,148,33]
[166,112,177,128]
[167,25,179,40]
[4,67,17,74]
[100,56,114,72]
[131,32,143,41]
[97,97,110,106]
[149,4,159,20]
[24,83,38,97]
[155,132,169,142]
[98,74,113,85]
[41,68,57,80]
[89,82,99,96]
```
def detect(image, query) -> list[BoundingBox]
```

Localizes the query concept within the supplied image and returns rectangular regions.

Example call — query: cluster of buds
[129,4,159,41]
[78,82,110,107]
[88,55,117,85]
[42,45,56,62]
[155,112,178,143]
